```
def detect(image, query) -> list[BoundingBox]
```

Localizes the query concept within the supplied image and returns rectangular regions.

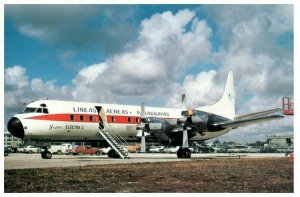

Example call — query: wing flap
[214,115,284,129]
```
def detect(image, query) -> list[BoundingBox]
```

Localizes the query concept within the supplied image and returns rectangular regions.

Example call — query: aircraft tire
[177,148,183,158]
[41,151,52,159]
[177,148,191,158]
[108,149,120,158]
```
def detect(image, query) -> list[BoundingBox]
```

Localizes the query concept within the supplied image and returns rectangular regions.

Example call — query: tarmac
[4,152,287,170]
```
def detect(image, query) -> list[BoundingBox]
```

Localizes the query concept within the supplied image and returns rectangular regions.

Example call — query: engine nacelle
[149,123,163,130]
[191,116,203,124]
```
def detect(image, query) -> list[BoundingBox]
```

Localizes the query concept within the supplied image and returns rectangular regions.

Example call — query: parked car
[18,145,40,153]
[5,146,17,153]
[101,147,112,155]
[49,143,72,155]
[149,146,165,153]
[66,146,102,155]
[4,146,11,156]
[127,144,141,153]
[247,146,261,153]
[164,146,180,153]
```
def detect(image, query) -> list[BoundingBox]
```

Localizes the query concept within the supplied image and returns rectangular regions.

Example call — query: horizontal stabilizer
[234,108,282,120]
[213,114,283,129]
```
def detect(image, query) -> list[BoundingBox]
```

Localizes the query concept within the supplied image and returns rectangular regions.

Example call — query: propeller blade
[136,130,150,137]
[140,102,151,123]
[141,102,145,119]
[181,94,187,111]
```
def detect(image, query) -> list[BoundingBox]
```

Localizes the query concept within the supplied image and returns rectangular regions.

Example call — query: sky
[3,4,294,143]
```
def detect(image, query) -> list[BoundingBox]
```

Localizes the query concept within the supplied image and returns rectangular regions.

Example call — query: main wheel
[177,148,191,158]
[108,149,120,158]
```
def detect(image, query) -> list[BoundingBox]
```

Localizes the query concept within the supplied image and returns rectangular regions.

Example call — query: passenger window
[70,115,75,121]
[136,117,139,123]
[111,117,115,123]
[80,115,84,121]
[89,115,93,122]
[128,117,131,123]
[36,108,42,113]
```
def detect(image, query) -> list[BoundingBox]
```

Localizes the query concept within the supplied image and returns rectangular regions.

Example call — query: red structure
[282,96,294,115]
[290,152,294,161]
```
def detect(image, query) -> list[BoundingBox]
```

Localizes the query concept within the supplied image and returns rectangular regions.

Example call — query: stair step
[98,126,128,159]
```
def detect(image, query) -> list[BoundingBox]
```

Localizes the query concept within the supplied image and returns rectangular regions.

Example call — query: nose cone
[7,117,24,139]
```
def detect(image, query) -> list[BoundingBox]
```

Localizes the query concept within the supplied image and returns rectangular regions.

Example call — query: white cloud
[5,65,28,89]
[166,70,223,108]
[4,65,72,124]
[19,25,47,40]
[71,9,213,104]
[139,10,196,48]
[111,50,166,81]
[73,63,108,85]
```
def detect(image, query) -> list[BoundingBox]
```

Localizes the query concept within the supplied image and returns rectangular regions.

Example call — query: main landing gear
[41,146,52,159]
[177,147,191,158]
[176,128,191,158]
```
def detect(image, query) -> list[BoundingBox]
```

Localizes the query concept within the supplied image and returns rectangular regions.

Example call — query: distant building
[265,135,293,152]
[4,133,23,147]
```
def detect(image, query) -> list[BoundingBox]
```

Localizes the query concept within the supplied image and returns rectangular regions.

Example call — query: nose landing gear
[41,147,52,159]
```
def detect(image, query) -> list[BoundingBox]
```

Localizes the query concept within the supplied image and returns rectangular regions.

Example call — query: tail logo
[228,92,233,100]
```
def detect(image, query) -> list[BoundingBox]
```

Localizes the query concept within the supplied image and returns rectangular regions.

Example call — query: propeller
[178,94,204,125]
[179,94,191,147]
[137,103,150,133]
[136,103,150,152]
[174,94,207,146]
[136,102,169,150]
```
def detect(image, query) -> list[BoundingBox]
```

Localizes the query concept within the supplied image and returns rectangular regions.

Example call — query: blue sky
[4,4,294,142]
[5,5,203,86]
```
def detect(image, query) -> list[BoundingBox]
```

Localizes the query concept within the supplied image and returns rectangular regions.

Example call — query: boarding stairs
[98,121,129,159]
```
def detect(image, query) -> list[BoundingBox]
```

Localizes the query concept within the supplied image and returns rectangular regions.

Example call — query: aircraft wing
[213,114,283,129]
[234,108,282,120]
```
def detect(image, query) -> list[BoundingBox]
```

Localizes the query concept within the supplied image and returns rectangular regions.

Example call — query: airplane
[7,71,283,159]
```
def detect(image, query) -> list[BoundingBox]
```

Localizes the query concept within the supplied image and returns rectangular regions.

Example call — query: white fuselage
[11,100,231,142]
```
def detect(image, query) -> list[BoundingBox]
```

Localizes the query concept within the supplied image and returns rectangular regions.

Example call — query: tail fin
[199,71,236,120]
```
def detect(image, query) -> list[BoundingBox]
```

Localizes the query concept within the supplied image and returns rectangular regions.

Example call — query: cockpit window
[23,107,37,113]
[23,107,49,114]
[43,108,49,114]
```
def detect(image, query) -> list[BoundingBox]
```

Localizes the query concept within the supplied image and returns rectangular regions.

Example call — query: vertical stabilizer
[199,71,236,120]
